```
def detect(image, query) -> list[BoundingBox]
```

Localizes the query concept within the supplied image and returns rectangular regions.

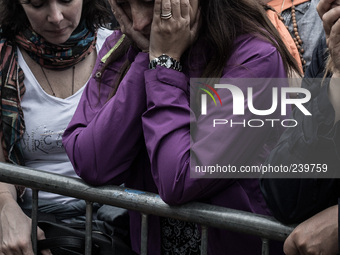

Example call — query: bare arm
[0,145,17,202]
[0,146,50,255]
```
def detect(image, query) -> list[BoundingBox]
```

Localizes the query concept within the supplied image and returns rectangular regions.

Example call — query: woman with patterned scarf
[0,0,115,254]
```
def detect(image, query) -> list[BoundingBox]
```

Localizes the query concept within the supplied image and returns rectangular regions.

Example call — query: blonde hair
[325,53,334,78]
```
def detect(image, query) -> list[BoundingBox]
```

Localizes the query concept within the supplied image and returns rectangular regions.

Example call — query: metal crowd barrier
[0,162,295,255]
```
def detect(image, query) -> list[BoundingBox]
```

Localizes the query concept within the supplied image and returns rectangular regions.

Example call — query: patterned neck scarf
[15,22,97,70]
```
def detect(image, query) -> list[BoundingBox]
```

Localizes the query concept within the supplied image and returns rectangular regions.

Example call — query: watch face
[158,55,172,68]
[149,54,181,71]
[165,58,173,68]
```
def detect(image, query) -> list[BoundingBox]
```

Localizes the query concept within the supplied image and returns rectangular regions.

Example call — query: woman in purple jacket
[63,0,300,254]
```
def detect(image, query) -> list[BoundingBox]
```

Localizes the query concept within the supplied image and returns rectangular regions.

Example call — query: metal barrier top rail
[0,162,294,243]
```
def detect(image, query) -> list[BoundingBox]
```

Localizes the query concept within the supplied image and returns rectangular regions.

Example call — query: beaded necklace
[267,0,306,68]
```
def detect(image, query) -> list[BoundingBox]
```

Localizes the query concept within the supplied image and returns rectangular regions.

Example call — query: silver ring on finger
[160,12,172,20]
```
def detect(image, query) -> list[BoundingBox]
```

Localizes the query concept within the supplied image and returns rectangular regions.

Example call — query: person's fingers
[317,0,336,19]
[108,0,118,15]
[170,0,180,20]
[40,248,53,255]
[109,0,131,34]
[180,0,190,20]
[154,0,162,22]
[328,16,340,47]
[283,234,300,255]
[1,237,34,255]
[162,0,172,16]
[111,0,150,50]
[322,5,340,37]
[0,237,33,255]
[19,242,35,255]
[37,227,52,255]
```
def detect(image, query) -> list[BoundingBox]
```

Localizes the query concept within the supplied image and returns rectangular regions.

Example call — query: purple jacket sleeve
[63,32,150,185]
[142,36,290,205]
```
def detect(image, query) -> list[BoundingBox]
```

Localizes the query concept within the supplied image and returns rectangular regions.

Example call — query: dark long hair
[101,0,301,97]
[0,0,111,40]
[199,0,300,77]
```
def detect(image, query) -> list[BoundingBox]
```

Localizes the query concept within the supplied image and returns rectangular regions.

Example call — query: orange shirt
[267,0,310,13]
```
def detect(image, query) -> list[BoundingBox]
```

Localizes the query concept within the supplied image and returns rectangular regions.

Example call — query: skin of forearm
[0,182,17,209]
[329,72,340,123]
[0,141,17,205]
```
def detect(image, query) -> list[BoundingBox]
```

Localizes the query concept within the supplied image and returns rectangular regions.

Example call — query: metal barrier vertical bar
[85,201,93,255]
[31,189,39,255]
[140,213,148,255]
[261,238,269,255]
[200,225,208,255]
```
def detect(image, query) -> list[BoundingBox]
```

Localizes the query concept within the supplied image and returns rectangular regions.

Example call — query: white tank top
[18,28,111,207]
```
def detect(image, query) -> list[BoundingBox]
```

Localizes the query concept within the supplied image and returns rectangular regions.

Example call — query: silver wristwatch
[149,54,182,72]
